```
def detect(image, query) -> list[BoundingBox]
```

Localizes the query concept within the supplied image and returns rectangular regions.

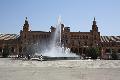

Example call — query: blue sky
[0,0,120,36]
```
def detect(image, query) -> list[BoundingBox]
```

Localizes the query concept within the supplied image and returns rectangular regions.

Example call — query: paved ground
[0,58,120,80]
[0,67,120,80]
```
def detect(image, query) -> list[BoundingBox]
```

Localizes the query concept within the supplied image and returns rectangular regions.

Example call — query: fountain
[34,16,80,60]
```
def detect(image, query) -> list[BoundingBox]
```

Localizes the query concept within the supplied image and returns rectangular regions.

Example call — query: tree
[111,49,118,60]
[86,47,100,59]
[2,45,10,58]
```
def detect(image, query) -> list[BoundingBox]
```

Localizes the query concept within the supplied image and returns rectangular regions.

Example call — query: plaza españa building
[0,17,120,59]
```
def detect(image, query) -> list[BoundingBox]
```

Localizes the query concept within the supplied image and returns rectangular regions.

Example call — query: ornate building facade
[0,17,120,59]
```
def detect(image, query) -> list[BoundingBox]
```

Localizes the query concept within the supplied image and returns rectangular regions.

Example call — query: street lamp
[109,38,112,59]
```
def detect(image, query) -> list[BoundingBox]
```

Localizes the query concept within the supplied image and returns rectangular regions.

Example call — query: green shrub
[86,47,100,59]
[111,50,118,60]
[2,45,9,58]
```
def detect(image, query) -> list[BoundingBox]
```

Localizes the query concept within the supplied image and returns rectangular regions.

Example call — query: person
[27,54,31,60]
[40,54,43,62]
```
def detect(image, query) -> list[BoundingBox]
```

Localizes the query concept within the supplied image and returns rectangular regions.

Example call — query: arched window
[11,47,14,53]
[118,49,120,53]
[0,47,2,52]
[105,49,111,53]
[75,48,78,53]
[78,41,80,46]
[71,40,74,46]
[19,47,22,53]
[71,48,74,53]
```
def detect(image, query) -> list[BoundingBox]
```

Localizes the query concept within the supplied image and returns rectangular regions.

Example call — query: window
[94,35,97,40]
[33,35,35,39]
[36,35,38,39]
[78,40,80,45]
[72,40,74,46]
[83,35,85,39]
[86,36,88,39]
[66,40,68,44]
[39,35,41,39]
[84,42,87,45]
[44,35,46,38]
[11,47,14,53]
[24,34,26,39]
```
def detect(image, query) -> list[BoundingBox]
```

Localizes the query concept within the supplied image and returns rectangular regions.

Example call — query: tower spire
[26,17,27,20]
[24,17,28,25]
[94,17,95,21]
[23,17,29,31]
[93,17,96,25]
[92,17,98,32]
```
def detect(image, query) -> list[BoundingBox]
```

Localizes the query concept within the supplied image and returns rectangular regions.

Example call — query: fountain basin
[31,56,81,61]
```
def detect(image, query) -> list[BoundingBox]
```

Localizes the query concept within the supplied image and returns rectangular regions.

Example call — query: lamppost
[109,38,112,59]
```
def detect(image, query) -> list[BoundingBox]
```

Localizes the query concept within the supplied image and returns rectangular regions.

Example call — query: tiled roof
[0,34,120,42]
[0,34,19,40]
[100,36,120,42]
[31,31,46,32]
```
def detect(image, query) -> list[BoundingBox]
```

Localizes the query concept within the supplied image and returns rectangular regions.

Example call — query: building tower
[20,17,30,55]
[23,17,29,32]
[92,17,98,32]
[91,17,100,47]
